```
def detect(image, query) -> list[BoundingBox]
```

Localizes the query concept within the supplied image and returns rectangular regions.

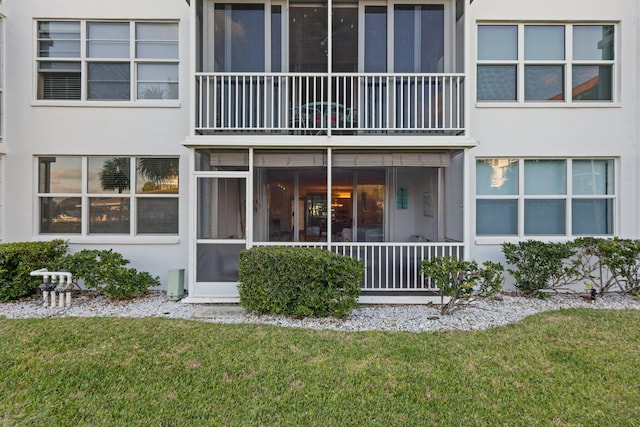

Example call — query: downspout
[463,0,472,260]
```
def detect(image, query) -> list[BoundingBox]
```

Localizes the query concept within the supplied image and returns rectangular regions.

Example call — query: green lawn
[1,309,639,426]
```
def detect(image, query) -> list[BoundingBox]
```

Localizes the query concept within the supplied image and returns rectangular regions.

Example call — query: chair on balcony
[290,102,357,135]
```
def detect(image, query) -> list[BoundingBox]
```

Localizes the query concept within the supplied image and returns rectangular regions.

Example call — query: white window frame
[476,22,618,106]
[36,156,180,239]
[34,20,179,105]
[475,157,617,240]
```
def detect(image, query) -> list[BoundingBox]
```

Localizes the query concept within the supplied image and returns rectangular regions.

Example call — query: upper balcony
[191,0,467,138]
[195,72,464,135]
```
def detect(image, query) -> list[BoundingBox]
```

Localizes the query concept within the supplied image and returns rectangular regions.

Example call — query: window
[38,156,179,235]
[477,24,614,103]
[476,158,614,237]
[37,21,179,101]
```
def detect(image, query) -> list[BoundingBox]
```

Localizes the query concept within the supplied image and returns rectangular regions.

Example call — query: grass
[1,309,639,426]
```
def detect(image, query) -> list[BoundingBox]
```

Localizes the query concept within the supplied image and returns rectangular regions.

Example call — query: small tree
[421,257,503,315]
[501,240,578,297]
[573,237,640,295]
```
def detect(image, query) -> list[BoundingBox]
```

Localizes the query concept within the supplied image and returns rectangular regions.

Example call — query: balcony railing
[195,72,465,135]
[255,241,465,291]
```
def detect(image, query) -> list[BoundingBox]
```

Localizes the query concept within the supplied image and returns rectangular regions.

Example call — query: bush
[238,246,364,318]
[0,240,69,301]
[58,249,159,299]
[501,240,578,297]
[421,257,503,315]
[572,237,640,296]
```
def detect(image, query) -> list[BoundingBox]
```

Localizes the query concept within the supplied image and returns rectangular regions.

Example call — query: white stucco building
[1,0,637,303]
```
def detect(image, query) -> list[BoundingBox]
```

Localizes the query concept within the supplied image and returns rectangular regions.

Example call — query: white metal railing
[254,242,465,291]
[195,72,465,134]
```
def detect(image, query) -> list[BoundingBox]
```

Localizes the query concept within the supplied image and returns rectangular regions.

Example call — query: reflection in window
[524,65,564,101]
[38,156,179,235]
[37,20,178,101]
[476,159,518,195]
[476,158,614,236]
[215,4,265,72]
[478,23,615,103]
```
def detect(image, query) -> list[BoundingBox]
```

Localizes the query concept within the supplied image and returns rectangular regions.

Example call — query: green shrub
[56,249,159,299]
[238,246,364,318]
[0,240,69,301]
[572,237,640,296]
[421,257,503,315]
[501,240,578,297]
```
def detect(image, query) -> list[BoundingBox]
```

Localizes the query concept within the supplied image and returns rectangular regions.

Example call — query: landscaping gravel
[1,291,639,333]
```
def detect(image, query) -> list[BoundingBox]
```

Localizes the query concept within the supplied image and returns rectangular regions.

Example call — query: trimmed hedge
[238,246,364,317]
[0,240,69,301]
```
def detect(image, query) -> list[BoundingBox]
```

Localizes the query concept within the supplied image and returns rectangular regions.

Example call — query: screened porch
[192,148,465,299]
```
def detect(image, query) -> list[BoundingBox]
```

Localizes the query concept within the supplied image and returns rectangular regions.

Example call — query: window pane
[572,65,612,101]
[197,177,246,239]
[394,5,444,73]
[38,21,81,58]
[39,157,82,193]
[524,199,565,235]
[271,7,282,72]
[260,169,295,242]
[137,22,179,40]
[572,199,613,235]
[40,197,81,234]
[89,197,130,234]
[332,7,358,72]
[572,159,614,195]
[215,4,265,72]
[138,82,178,99]
[136,158,179,193]
[289,6,327,72]
[136,23,179,59]
[476,199,517,235]
[477,65,517,101]
[573,25,614,60]
[524,25,564,60]
[88,62,130,100]
[476,159,518,195]
[478,25,517,60]
[525,65,564,101]
[524,160,566,195]
[137,198,178,234]
[137,63,179,99]
[88,157,131,194]
[38,62,81,100]
[87,22,130,58]
[365,6,387,72]
[136,42,179,59]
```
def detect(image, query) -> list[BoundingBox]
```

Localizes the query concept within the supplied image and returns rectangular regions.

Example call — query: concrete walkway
[191,304,248,319]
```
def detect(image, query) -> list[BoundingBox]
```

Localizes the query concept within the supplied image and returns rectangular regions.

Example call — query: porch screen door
[195,174,248,295]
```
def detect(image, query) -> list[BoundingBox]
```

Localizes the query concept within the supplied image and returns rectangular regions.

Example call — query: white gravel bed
[1,291,639,332]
